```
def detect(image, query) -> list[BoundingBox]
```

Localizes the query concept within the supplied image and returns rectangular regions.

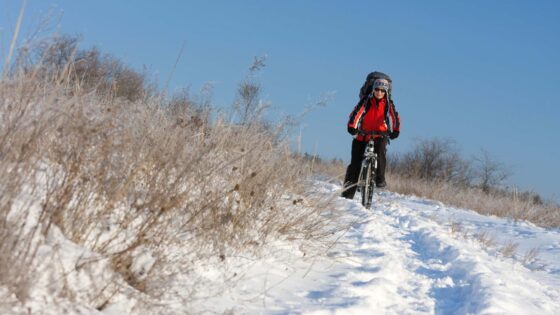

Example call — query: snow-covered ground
[3,181,560,314]
[199,182,560,314]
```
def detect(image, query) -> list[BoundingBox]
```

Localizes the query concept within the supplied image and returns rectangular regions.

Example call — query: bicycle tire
[357,163,367,202]
[361,161,375,209]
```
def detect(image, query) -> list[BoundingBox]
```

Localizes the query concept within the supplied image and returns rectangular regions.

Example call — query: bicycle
[356,130,388,209]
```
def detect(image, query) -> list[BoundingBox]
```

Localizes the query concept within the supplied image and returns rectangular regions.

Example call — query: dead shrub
[500,242,519,258]
[522,247,540,265]
[387,172,560,228]
[14,35,152,102]
[449,221,462,235]
[475,231,496,248]
[1,39,342,311]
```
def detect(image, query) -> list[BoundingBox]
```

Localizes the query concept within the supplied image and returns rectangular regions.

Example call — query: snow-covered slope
[3,181,559,314]
[203,182,560,314]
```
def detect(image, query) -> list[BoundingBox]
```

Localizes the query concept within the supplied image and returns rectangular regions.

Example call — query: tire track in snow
[371,192,558,314]
[305,190,559,314]
[306,196,436,314]
[378,199,480,314]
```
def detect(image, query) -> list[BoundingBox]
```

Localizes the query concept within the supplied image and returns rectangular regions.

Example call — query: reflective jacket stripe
[348,97,400,135]
[351,104,366,128]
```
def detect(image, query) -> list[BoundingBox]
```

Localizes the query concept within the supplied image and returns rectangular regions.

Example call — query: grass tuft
[0,37,343,312]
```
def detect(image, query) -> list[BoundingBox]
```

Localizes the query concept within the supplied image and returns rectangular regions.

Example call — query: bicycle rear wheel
[360,161,375,209]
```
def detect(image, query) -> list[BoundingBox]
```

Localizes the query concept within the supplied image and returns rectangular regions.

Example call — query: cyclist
[342,77,401,199]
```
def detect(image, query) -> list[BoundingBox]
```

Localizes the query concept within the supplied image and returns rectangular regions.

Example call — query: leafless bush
[1,41,341,312]
[0,76,51,302]
[299,153,345,182]
[449,221,462,235]
[14,35,153,101]
[473,149,511,193]
[389,138,473,186]
[232,56,270,125]
[522,247,540,265]
[500,242,519,258]
[475,231,496,248]
[387,172,560,227]
[382,135,559,227]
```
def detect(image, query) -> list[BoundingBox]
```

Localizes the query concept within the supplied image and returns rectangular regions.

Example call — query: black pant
[342,138,387,199]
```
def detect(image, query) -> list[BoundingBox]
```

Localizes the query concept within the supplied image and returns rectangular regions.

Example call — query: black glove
[348,127,358,136]
[390,131,399,140]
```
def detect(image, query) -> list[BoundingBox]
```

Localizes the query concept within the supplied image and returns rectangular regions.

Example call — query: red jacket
[347,97,400,142]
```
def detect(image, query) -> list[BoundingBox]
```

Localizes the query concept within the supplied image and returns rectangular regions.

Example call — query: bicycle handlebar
[356,130,389,137]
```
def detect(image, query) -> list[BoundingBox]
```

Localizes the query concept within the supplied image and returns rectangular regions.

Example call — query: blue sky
[1,1,559,201]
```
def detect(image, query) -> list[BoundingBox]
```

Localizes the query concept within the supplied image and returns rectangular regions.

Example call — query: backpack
[359,71,393,99]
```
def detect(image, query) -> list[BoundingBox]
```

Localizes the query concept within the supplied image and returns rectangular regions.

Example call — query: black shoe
[376,181,386,188]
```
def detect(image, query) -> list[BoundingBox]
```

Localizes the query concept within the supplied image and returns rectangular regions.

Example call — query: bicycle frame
[356,130,387,209]
[357,138,377,209]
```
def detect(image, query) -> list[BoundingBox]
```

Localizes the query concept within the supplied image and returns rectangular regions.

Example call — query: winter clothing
[359,72,393,99]
[373,79,390,92]
[342,88,401,199]
[341,137,388,199]
[347,96,400,142]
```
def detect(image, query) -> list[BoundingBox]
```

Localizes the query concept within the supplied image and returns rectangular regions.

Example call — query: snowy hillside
[192,182,560,314]
[4,181,559,314]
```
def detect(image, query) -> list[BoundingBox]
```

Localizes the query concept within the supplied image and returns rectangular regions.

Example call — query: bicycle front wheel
[360,161,375,209]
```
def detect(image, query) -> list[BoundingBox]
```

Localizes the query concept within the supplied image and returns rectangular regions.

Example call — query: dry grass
[474,231,496,249]
[500,242,519,258]
[0,49,342,312]
[305,155,346,183]
[308,155,560,228]
[522,247,540,265]
[449,221,462,235]
[387,173,560,228]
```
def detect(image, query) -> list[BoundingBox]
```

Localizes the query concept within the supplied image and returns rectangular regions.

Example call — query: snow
[3,181,560,314]
[196,182,560,314]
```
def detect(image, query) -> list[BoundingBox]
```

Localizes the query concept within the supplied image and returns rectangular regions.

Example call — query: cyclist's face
[374,88,386,100]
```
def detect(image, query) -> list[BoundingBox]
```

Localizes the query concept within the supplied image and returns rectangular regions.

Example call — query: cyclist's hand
[390,131,400,140]
[348,127,358,136]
